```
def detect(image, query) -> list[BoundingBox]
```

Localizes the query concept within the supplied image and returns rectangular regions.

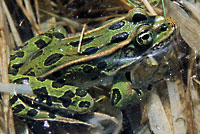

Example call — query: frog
[9,8,177,122]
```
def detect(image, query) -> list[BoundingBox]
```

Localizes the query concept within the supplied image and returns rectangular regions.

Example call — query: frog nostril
[160,23,168,32]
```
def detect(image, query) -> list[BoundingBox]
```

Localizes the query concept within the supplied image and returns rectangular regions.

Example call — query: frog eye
[136,29,153,46]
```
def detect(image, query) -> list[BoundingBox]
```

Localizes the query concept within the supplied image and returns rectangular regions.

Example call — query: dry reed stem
[2,0,22,47]
[0,0,15,133]
[16,0,42,34]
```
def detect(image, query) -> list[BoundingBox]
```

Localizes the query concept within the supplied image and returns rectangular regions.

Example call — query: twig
[77,24,87,53]
[2,0,22,47]
[0,0,16,133]
[40,9,83,31]
[34,0,40,25]
[24,0,36,23]
[16,0,42,34]
[141,0,157,15]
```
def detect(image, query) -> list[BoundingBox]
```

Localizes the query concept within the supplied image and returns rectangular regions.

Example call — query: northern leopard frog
[9,8,177,122]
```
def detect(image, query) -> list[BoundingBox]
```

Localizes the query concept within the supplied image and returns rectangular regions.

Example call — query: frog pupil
[142,34,149,40]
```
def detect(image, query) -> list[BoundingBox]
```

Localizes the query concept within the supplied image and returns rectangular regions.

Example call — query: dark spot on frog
[79,101,91,108]
[70,37,94,47]
[31,50,43,60]
[62,99,72,108]
[16,51,24,57]
[52,32,65,39]
[111,32,129,43]
[97,61,107,69]
[75,88,87,97]
[27,109,38,117]
[10,95,18,105]
[108,21,125,30]
[9,68,19,75]
[10,55,17,61]
[36,77,46,82]
[62,90,75,98]
[132,13,147,24]
[17,95,51,112]
[111,88,121,106]
[44,53,63,66]
[52,81,64,88]
[33,87,48,96]
[83,65,93,73]
[12,63,24,69]
[13,77,29,84]
[35,39,48,49]
[27,71,35,76]
[82,47,98,55]
[42,33,53,38]
[69,41,78,47]
[12,104,25,113]
[33,87,53,106]
[59,90,75,108]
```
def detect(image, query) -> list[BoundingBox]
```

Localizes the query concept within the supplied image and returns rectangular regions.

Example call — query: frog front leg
[110,72,147,109]
[9,75,94,120]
